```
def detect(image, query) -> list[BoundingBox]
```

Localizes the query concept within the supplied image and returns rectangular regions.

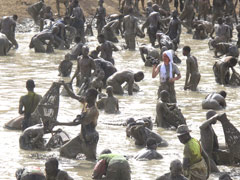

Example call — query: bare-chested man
[27,0,46,24]
[96,34,119,65]
[193,24,208,40]
[202,91,227,110]
[210,18,231,49]
[166,10,181,50]
[65,36,84,60]
[142,4,164,46]
[156,90,186,128]
[56,88,99,160]
[183,46,201,91]
[107,70,144,95]
[0,33,12,56]
[97,86,119,114]
[123,7,141,50]
[212,0,226,24]
[0,15,18,49]
[179,0,195,33]
[213,56,237,85]
[200,110,220,173]
[95,0,106,35]
[71,45,96,87]
[139,44,160,66]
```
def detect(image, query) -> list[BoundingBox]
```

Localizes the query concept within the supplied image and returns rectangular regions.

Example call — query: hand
[169,78,175,83]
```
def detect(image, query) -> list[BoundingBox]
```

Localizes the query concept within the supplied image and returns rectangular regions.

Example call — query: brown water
[1,27,240,180]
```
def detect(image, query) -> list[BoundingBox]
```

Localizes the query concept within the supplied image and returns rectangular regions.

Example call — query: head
[13,14,18,21]
[45,6,51,12]
[106,86,113,96]
[172,10,178,18]
[146,138,157,150]
[98,0,104,5]
[160,90,170,103]
[162,51,172,65]
[82,46,89,56]
[74,36,81,44]
[134,71,144,82]
[170,159,183,176]
[52,26,59,34]
[73,0,79,7]
[147,1,152,7]
[90,50,98,59]
[140,44,148,54]
[45,158,59,176]
[219,90,227,98]
[100,149,112,155]
[217,17,223,25]
[177,125,191,144]
[182,46,191,56]
[85,88,98,104]
[236,25,240,32]
[228,57,237,67]
[126,118,135,125]
[26,79,35,91]
[152,4,159,12]
[97,34,105,43]
[206,110,217,120]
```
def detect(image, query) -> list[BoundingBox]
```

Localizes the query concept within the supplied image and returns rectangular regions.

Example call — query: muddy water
[1,27,240,180]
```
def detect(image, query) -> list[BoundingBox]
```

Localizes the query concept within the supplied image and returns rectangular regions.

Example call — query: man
[19,124,45,150]
[71,0,85,42]
[16,167,46,180]
[166,10,181,50]
[45,158,73,180]
[177,124,210,180]
[122,7,141,50]
[183,46,201,91]
[179,0,195,33]
[156,90,186,128]
[56,88,99,160]
[71,45,96,88]
[213,56,237,85]
[0,15,18,49]
[142,4,164,46]
[200,111,220,172]
[106,70,144,95]
[152,50,181,103]
[0,32,12,56]
[139,44,160,67]
[19,80,42,131]
[29,27,60,53]
[210,18,231,48]
[202,91,227,110]
[135,138,163,160]
[97,86,119,114]
[95,0,106,35]
[96,34,119,65]
[65,36,84,60]
[156,159,188,180]
[92,149,131,180]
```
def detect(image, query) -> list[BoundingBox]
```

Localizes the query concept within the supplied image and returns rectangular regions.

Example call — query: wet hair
[13,14,18,20]
[217,17,223,24]
[134,71,144,82]
[100,149,112,155]
[206,110,217,120]
[26,79,35,90]
[183,46,191,53]
[160,90,169,98]
[170,159,182,173]
[106,86,113,93]
[46,158,59,168]
[229,57,237,67]
[146,138,157,148]
[86,88,98,99]
[74,36,81,43]
[152,4,159,11]
[219,90,227,98]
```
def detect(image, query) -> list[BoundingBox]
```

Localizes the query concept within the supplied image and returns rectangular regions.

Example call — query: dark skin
[71,46,96,83]
[178,133,210,179]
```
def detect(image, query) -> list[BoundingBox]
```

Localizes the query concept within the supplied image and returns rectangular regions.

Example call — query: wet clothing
[183,138,208,180]
[19,91,42,130]
[98,154,131,180]
[157,63,180,103]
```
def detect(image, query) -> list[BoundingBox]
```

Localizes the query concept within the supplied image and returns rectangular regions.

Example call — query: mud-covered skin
[0,33,12,55]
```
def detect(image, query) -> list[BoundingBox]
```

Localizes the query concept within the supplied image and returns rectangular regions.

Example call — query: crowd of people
[2,0,240,179]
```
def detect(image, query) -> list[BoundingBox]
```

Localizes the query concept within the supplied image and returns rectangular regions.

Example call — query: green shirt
[184,138,202,166]
[98,154,126,164]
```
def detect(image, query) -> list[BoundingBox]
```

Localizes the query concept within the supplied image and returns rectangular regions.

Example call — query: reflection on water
[0,28,240,180]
